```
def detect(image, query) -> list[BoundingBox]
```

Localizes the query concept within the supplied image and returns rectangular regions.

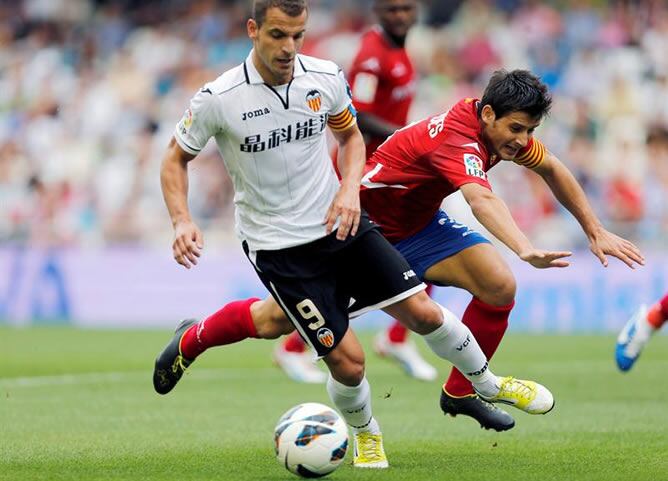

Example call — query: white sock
[423,304,499,397]
[636,313,655,339]
[326,375,380,434]
[626,308,655,355]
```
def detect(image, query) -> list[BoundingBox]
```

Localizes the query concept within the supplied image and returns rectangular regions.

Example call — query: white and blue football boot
[616,305,651,372]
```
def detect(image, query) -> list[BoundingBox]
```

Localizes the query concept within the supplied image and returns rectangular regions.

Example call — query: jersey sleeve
[348,47,381,112]
[428,142,493,190]
[327,69,357,132]
[174,85,222,155]
[513,137,546,169]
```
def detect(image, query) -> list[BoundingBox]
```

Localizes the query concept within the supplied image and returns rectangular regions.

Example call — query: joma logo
[242,107,270,121]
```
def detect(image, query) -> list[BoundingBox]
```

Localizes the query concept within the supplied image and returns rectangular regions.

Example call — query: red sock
[444,298,514,396]
[647,293,668,329]
[180,297,260,360]
[387,284,434,343]
[283,331,307,353]
[387,321,408,343]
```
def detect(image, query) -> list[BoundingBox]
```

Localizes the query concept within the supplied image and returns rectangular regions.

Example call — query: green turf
[1,327,667,480]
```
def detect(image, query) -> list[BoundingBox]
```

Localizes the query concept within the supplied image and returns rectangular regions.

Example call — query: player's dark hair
[253,0,308,27]
[478,69,552,120]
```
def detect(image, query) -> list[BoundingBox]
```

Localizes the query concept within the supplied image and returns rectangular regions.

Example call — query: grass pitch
[1,327,667,481]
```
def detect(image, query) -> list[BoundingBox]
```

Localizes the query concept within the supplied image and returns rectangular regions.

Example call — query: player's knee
[479,270,516,306]
[397,292,443,334]
[324,347,365,385]
[413,301,443,333]
[331,360,365,386]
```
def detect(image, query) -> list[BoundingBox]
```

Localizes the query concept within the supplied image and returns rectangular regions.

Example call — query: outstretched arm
[160,137,203,269]
[324,124,366,241]
[533,152,644,268]
[460,182,572,269]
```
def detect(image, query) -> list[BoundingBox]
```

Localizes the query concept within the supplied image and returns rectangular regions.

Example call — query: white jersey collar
[244,49,307,85]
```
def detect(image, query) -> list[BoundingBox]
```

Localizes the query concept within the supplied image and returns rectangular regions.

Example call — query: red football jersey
[348,26,416,159]
[360,98,546,243]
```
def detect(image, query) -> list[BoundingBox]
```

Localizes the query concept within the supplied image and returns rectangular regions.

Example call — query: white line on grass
[0,368,279,388]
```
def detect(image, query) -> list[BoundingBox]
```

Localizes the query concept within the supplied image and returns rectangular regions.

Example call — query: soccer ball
[274,402,348,478]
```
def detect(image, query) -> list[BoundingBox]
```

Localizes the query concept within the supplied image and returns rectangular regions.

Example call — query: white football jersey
[174,51,357,251]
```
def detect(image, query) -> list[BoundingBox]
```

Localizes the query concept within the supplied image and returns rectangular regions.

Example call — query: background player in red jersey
[359,69,644,431]
[616,292,668,371]
[274,0,440,384]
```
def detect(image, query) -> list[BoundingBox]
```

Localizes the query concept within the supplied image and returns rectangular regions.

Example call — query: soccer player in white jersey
[274,0,440,386]
[153,0,555,469]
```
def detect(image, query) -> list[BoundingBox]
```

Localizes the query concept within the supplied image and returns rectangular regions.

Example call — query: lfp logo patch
[317,328,335,348]
[464,154,486,180]
[306,90,322,112]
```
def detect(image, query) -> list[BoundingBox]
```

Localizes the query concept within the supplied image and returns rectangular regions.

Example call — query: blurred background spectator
[1,0,667,251]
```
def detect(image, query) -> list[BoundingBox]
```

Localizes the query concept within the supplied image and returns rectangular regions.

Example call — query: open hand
[589,228,644,269]
[519,249,572,269]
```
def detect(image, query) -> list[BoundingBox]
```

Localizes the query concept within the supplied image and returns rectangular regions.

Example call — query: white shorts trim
[348,282,427,319]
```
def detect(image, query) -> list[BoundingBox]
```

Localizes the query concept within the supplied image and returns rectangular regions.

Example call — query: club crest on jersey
[316,328,335,348]
[464,154,487,180]
[306,90,322,112]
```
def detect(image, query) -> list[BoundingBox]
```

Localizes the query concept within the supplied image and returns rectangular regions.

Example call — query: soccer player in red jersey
[359,69,644,430]
[275,0,440,384]
[347,0,417,160]
[616,292,668,371]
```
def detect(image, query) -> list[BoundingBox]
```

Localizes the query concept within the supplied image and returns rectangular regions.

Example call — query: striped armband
[327,104,357,131]
[514,138,546,169]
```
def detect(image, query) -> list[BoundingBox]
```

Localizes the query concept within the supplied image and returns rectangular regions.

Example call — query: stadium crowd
[1,0,667,249]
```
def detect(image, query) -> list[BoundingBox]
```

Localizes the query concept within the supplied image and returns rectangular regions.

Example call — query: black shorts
[243,216,425,357]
